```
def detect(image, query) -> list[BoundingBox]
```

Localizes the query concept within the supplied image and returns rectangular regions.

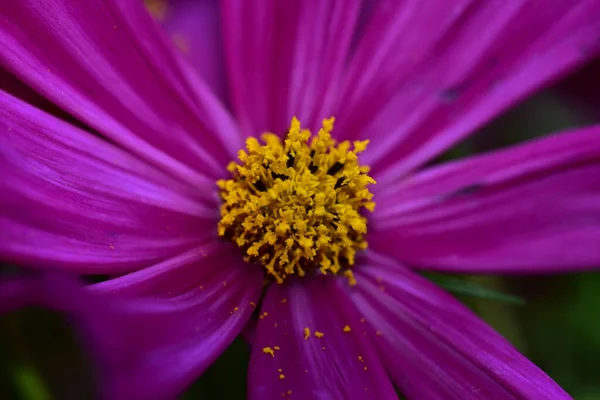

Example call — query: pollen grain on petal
[262,347,275,357]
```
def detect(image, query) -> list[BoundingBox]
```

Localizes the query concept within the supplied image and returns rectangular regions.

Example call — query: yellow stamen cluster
[217,117,375,284]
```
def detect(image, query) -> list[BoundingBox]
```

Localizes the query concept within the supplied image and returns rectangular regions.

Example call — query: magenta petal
[88,243,264,399]
[248,278,396,400]
[349,256,571,399]
[335,0,600,177]
[158,0,229,105]
[0,272,84,315]
[370,125,600,273]
[0,0,242,182]
[221,0,362,137]
[0,91,215,273]
[0,247,264,400]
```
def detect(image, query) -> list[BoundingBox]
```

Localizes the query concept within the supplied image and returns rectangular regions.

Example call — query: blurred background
[2,4,600,399]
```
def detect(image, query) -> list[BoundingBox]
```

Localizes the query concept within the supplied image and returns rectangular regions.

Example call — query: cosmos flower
[1,0,600,399]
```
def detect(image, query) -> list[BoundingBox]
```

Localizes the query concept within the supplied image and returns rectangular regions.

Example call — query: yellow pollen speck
[278,369,282,372]
[217,117,375,284]
[274,346,280,350]
[260,312,269,319]
[364,367,368,371]
[304,327,310,340]
[263,347,275,357]
[281,298,288,304]
[279,374,285,380]
[250,301,256,308]
[344,270,357,286]
[343,325,351,332]
[287,390,292,395]
[358,356,364,362]
[314,331,324,338]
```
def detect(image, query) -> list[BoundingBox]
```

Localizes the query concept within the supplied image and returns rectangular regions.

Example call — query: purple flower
[2,0,600,399]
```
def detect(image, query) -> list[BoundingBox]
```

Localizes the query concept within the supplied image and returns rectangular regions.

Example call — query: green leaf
[426,274,526,305]
[13,365,52,400]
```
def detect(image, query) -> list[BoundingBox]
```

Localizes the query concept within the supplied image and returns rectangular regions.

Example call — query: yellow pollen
[263,347,275,357]
[314,331,325,338]
[343,325,351,332]
[217,117,375,284]
[279,374,285,380]
[304,327,310,340]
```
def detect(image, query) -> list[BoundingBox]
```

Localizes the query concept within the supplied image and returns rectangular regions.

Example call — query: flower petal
[221,0,362,137]
[248,277,396,400]
[370,125,600,273]
[156,0,229,105]
[348,256,571,400]
[0,271,83,314]
[0,0,241,182]
[87,242,264,400]
[0,90,215,273]
[334,0,600,180]
[0,246,264,400]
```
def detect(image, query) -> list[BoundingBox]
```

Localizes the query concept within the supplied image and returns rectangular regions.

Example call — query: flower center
[217,117,375,284]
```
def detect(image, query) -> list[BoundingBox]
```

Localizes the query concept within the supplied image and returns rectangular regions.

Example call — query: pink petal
[0,271,84,314]
[0,245,263,400]
[333,0,600,180]
[221,0,362,137]
[0,90,216,274]
[0,0,242,184]
[248,277,396,400]
[157,0,229,105]
[348,255,571,399]
[370,125,600,273]
[87,242,264,399]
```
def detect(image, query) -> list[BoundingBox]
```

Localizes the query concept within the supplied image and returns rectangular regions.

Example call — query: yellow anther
[217,118,375,284]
